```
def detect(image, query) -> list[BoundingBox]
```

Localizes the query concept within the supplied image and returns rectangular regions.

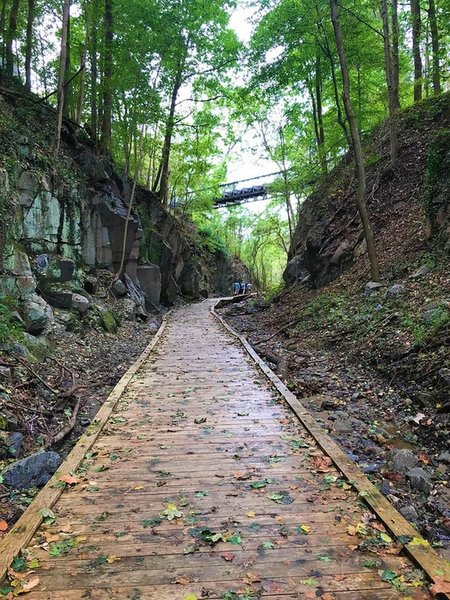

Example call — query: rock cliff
[284,93,450,288]
[0,90,234,337]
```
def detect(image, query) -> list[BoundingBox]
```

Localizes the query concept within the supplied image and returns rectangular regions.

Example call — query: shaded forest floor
[220,250,449,560]
[0,285,162,531]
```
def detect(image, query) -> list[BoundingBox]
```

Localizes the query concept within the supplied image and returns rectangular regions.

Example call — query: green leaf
[227,533,242,545]
[267,491,294,504]
[260,541,275,549]
[319,555,331,562]
[300,578,319,586]
[379,569,397,582]
[183,545,196,554]
[251,480,268,489]
[194,490,209,497]
[380,532,393,544]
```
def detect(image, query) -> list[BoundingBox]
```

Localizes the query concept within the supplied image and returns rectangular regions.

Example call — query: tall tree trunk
[391,0,400,109]
[75,44,86,124]
[428,0,441,94]
[315,54,327,174]
[0,0,7,64]
[24,0,35,89]
[410,0,422,102]
[5,0,20,77]
[55,0,70,154]
[330,0,380,281]
[88,0,99,143]
[63,6,71,117]
[159,67,183,207]
[381,0,399,168]
[100,0,113,151]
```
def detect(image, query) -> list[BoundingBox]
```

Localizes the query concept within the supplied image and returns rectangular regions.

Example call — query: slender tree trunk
[5,0,20,77]
[159,67,183,207]
[88,0,99,143]
[0,0,7,64]
[330,0,380,281]
[55,0,70,154]
[24,0,35,89]
[381,0,399,168]
[410,0,422,102]
[315,54,327,174]
[322,31,350,147]
[100,0,113,151]
[75,44,86,124]
[391,0,400,109]
[428,0,441,94]
[63,6,71,117]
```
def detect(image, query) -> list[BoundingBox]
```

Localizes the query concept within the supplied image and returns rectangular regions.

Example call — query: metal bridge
[214,171,282,208]
[170,171,284,209]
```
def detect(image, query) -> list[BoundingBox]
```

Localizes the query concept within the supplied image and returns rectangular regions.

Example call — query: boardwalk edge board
[211,303,450,591]
[0,312,170,582]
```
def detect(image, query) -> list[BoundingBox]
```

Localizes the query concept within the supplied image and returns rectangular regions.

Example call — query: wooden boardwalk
[0,301,441,599]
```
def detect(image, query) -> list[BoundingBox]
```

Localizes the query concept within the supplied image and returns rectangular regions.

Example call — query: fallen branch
[253,317,303,346]
[16,357,59,396]
[45,395,84,447]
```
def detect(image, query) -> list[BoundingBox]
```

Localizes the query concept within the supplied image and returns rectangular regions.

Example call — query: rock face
[1,131,233,313]
[3,451,62,489]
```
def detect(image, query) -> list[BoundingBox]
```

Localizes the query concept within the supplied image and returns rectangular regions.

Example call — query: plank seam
[0,311,170,582]
[211,303,450,592]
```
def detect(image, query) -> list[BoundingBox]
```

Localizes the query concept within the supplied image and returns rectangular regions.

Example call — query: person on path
[246,282,252,294]
[233,281,240,296]
[240,282,246,295]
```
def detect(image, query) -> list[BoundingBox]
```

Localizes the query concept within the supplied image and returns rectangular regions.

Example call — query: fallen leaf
[246,511,256,518]
[221,552,235,562]
[243,572,261,584]
[59,475,80,485]
[312,456,333,472]
[22,576,40,592]
[0,520,8,532]
[175,576,191,585]
[183,595,198,600]
[106,555,120,563]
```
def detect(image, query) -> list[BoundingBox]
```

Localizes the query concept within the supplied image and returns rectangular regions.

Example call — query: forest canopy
[0,0,448,289]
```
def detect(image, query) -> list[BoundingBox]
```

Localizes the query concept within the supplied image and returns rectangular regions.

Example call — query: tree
[428,0,441,94]
[330,0,380,281]
[25,0,35,89]
[380,0,399,167]
[55,0,70,154]
[100,0,113,151]
[5,0,21,77]
[410,0,423,101]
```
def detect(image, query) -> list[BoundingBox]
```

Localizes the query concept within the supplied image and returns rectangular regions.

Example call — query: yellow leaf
[246,511,256,518]
[21,576,40,592]
[409,537,430,547]
[184,595,198,600]
[107,555,120,563]
[75,536,87,543]
[134,486,144,490]
[300,525,311,534]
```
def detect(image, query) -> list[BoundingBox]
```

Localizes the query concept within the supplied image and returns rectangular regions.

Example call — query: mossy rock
[91,305,121,333]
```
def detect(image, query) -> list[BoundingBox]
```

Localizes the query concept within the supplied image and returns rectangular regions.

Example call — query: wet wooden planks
[4,301,436,599]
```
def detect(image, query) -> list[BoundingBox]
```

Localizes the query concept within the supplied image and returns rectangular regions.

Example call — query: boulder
[71,293,90,314]
[148,321,159,335]
[407,467,432,495]
[410,265,431,279]
[112,279,127,297]
[387,284,407,296]
[438,451,450,464]
[22,294,53,335]
[391,449,418,472]
[3,451,62,489]
[364,281,384,295]
[399,505,420,522]
[41,287,73,309]
[137,264,161,307]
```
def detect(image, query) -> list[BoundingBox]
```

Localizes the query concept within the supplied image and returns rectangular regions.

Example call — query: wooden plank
[212,304,450,589]
[0,314,169,582]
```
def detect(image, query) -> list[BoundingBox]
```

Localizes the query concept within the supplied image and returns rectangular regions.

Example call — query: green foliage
[0,301,23,346]
[196,224,229,257]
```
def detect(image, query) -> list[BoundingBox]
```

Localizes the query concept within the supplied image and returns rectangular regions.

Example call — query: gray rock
[22,294,53,335]
[387,284,407,295]
[364,281,384,295]
[407,467,432,495]
[148,321,159,335]
[438,451,450,464]
[137,264,161,307]
[71,293,90,314]
[3,451,62,489]
[422,306,444,323]
[399,505,420,522]
[391,449,418,472]
[0,431,23,458]
[123,299,138,321]
[112,280,127,297]
[410,265,431,279]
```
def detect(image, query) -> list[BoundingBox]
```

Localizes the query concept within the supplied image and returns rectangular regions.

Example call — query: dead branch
[253,317,303,346]
[45,395,84,447]
[16,357,59,396]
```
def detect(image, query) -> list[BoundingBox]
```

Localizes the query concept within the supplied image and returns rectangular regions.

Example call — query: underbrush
[0,300,23,346]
